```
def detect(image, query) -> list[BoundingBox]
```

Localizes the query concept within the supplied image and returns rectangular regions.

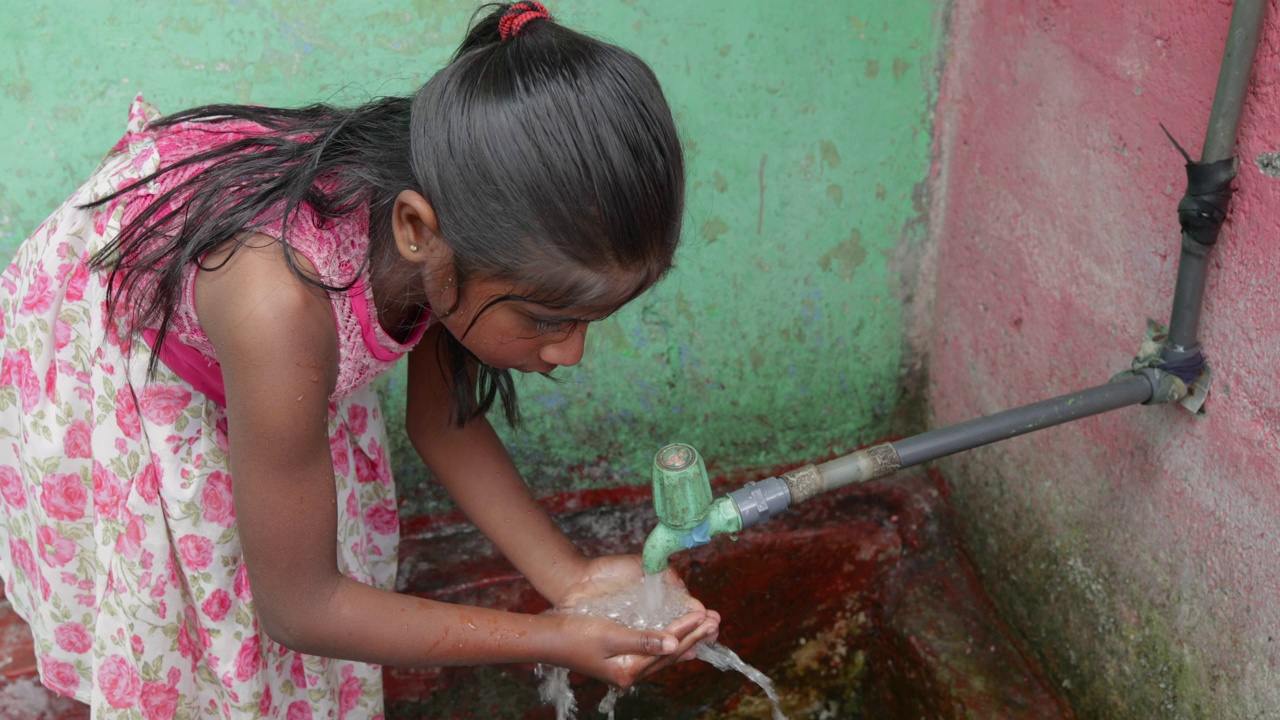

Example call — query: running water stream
[537,573,788,720]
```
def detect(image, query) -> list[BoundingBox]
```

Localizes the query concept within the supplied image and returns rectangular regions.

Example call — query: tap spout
[642,496,742,575]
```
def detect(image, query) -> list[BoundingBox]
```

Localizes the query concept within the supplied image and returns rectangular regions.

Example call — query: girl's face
[387,190,650,373]
[434,277,622,374]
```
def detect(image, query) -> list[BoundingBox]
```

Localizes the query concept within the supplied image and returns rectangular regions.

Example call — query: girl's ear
[392,189,448,265]
[392,189,460,312]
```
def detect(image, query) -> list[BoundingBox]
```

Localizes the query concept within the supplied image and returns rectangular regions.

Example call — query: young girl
[0,2,719,717]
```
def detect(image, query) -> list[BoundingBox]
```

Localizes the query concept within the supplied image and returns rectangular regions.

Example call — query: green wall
[1,0,943,513]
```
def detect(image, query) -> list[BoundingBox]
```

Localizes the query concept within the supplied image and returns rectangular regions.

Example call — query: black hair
[84,2,685,426]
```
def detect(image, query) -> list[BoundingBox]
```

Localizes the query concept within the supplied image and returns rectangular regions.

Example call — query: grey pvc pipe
[769,374,1159,507]
[1165,0,1267,358]
[892,374,1154,469]
[1202,0,1267,163]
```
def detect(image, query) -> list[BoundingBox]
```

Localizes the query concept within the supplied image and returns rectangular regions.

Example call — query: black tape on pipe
[1160,123,1237,250]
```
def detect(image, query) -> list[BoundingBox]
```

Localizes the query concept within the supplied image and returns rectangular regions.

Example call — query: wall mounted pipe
[890,373,1157,469]
[768,373,1157,508]
[1163,0,1267,362]
[661,2,1269,556]
[732,2,1268,529]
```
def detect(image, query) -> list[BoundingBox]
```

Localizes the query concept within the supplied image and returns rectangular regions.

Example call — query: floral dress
[0,97,427,719]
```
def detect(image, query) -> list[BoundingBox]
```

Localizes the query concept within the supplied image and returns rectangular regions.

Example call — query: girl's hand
[550,611,708,689]
[556,555,721,667]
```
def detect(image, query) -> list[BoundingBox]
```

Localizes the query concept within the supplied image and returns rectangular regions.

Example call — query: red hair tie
[499,1,551,41]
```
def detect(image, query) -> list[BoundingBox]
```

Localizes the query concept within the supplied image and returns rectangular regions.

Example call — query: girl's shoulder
[111,96,268,159]
[150,114,274,166]
[100,97,276,218]
[111,98,356,252]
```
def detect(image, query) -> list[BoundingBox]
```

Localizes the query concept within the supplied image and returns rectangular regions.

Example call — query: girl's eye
[531,318,573,333]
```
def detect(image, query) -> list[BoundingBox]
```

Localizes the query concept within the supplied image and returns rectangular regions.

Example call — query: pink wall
[925,0,1280,716]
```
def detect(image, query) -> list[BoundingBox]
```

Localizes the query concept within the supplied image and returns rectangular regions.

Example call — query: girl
[0,2,719,717]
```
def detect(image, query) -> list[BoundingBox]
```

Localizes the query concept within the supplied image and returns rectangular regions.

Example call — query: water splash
[537,573,789,719]
[536,664,577,719]
[695,642,787,720]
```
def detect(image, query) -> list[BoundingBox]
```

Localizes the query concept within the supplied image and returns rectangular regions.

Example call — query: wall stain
[893,57,911,81]
[818,229,867,282]
[413,0,451,16]
[820,140,842,168]
[827,184,844,203]
[865,59,880,78]
[713,171,728,193]
[592,316,630,354]
[3,78,33,104]
[674,291,696,325]
[702,217,730,243]
[718,44,732,57]
[1256,151,1280,178]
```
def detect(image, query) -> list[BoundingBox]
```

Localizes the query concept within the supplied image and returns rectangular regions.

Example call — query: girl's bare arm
[197,237,687,684]
[404,327,593,605]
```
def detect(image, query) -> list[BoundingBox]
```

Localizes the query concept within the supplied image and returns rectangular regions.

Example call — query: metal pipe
[769,374,1161,509]
[1201,0,1267,163]
[891,374,1154,468]
[1164,0,1267,358]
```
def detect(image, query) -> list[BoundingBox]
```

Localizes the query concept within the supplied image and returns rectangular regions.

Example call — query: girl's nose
[539,324,587,368]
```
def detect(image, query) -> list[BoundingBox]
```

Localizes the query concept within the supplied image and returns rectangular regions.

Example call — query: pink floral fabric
[116,112,428,404]
[0,97,407,718]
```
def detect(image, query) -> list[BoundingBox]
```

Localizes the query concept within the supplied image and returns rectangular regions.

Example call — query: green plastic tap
[642,443,743,574]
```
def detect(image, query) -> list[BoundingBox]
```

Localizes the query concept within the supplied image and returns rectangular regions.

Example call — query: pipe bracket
[1124,319,1209,411]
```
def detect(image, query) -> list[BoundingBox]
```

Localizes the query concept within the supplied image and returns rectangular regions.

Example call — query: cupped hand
[555,554,721,673]
[550,610,710,689]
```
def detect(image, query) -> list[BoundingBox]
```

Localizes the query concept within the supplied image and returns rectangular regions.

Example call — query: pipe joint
[727,477,792,529]
[1112,368,1186,405]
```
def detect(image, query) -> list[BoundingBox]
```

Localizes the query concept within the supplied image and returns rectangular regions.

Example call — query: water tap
[641,443,791,574]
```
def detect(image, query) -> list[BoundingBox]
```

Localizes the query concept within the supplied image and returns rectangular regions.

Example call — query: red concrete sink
[388,470,1075,719]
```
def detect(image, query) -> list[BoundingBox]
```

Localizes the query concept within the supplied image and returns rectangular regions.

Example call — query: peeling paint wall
[927,0,1280,717]
[1,1,945,512]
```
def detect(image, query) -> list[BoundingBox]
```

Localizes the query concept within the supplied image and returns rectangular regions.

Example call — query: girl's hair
[86,2,685,426]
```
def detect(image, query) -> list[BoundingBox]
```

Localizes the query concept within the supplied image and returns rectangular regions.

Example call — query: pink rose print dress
[0,97,428,719]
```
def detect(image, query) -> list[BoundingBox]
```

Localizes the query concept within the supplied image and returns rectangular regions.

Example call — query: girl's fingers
[662,610,706,638]
[639,622,713,677]
[630,630,678,656]
[700,610,721,644]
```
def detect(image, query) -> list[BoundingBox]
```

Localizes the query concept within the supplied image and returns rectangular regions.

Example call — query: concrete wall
[0,1,945,513]
[926,0,1280,717]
